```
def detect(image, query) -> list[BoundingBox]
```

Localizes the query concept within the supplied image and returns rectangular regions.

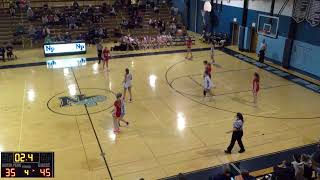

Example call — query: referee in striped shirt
[225,113,245,154]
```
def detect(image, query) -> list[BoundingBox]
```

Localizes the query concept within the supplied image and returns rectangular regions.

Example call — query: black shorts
[7,51,13,57]
[98,50,102,59]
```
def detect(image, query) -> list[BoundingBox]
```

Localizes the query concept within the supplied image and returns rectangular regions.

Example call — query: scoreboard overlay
[1,152,54,178]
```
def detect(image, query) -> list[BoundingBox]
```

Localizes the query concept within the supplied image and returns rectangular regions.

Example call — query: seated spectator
[42,26,50,37]
[43,4,48,11]
[121,19,129,29]
[5,42,14,60]
[28,25,36,38]
[15,23,25,36]
[113,27,122,38]
[101,3,107,13]
[235,170,256,180]
[64,32,72,42]
[54,33,63,42]
[47,14,54,25]
[154,5,159,14]
[9,6,16,16]
[44,35,52,43]
[292,154,304,180]
[212,165,233,180]
[301,154,313,180]
[27,7,34,20]
[169,23,177,35]
[170,7,178,16]
[273,160,295,180]
[312,140,320,169]
[68,15,77,29]
[0,47,5,61]
[54,14,60,25]
[73,0,79,9]
[18,0,26,9]
[76,33,85,41]
[41,15,48,25]
[110,6,117,16]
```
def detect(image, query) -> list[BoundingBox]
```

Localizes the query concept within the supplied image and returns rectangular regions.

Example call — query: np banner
[43,42,86,57]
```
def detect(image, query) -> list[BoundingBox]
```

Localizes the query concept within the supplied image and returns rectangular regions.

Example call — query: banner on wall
[292,0,320,27]
[292,0,310,23]
[306,0,320,26]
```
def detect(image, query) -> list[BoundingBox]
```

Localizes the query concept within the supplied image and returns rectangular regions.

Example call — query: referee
[224,113,245,154]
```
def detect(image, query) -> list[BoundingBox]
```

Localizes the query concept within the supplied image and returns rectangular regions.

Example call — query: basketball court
[1,35,320,179]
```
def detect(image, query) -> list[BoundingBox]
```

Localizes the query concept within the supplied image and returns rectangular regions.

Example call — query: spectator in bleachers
[301,154,313,180]
[154,5,159,14]
[0,47,5,62]
[43,3,48,11]
[121,19,129,29]
[9,5,16,17]
[292,154,305,180]
[42,26,50,37]
[312,143,320,179]
[73,0,79,9]
[312,140,320,168]
[212,165,233,180]
[236,170,256,180]
[27,7,34,20]
[28,25,35,38]
[169,22,176,36]
[273,160,295,180]
[41,15,48,25]
[5,42,14,60]
[47,14,54,25]
[76,33,85,41]
[54,14,60,25]
[109,6,117,16]
[44,35,52,43]
[68,15,77,29]
[15,23,25,36]
[55,33,63,42]
[64,32,72,42]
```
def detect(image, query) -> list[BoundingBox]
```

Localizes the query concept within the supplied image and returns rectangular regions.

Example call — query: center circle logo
[47,88,115,116]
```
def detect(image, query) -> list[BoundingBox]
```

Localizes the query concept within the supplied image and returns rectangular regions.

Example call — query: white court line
[18,80,27,151]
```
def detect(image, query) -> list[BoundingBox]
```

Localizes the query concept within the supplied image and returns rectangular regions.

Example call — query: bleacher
[0,0,172,48]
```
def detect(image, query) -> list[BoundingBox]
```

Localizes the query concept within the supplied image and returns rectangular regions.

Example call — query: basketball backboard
[257,14,279,38]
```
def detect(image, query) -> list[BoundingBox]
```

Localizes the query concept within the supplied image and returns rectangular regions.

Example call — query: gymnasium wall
[173,0,320,78]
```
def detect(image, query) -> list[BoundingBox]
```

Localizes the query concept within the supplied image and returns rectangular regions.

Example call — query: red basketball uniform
[205,64,212,75]
[103,49,110,61]
[253,79,260,92]
[114,100,121,118]
[186,39,192,48]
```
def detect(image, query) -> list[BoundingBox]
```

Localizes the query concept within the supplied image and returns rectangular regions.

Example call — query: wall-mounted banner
[306,0,320,26]
[292,0,310,23]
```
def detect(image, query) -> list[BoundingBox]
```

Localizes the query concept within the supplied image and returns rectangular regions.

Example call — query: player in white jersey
[123,68,133,102]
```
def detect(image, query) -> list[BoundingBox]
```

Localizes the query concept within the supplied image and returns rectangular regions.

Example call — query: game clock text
[1,152,54,178]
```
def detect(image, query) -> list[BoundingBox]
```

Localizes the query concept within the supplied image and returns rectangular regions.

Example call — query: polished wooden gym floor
[1,40,320,180]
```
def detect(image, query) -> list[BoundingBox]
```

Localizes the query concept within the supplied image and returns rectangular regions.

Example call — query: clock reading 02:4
[1,152,54,178]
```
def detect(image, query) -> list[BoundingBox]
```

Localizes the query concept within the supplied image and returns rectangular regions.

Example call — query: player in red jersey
[203,60,212,79]
[102,47,111,71]
[252,72,260,104]
[112,93,122,133]
[112,93,129,133]
[185,36,193,60]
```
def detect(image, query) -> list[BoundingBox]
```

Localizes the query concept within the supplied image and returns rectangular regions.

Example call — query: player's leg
[128,86,132,102]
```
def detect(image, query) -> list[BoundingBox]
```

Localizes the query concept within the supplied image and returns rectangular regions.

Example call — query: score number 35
[5,168,15,177]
